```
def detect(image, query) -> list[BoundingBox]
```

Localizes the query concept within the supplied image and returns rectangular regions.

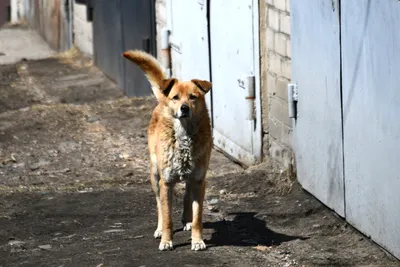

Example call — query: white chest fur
[162,120,202,183]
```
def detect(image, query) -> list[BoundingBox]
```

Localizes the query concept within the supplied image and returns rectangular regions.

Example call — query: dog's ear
[191,79,212,95]
[159,78,177,97]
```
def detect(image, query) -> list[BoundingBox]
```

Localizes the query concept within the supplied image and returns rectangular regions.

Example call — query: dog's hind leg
[150,156,162,239]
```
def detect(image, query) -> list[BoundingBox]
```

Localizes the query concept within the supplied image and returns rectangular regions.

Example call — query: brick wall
[261,0,293,168]
[72,2,93,56]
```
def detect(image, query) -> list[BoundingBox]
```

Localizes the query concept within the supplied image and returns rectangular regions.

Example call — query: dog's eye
[172,95,179,101]
[189,94,197,100]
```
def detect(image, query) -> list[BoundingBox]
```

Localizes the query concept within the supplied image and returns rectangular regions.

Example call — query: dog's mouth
[177,112,191,119]
[176,110,192,119]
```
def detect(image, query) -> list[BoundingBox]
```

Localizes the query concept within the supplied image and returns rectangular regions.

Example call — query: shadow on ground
[204,212,307,248]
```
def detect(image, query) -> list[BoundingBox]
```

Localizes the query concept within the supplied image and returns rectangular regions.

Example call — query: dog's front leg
[159,178,174,251]
[191,179,206,251]
[182,181,193,231]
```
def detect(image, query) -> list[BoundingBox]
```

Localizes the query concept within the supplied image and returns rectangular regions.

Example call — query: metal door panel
[92,0,156,96]
[120,0,156,96]
[291,0,344,216]
[209,0,260,165]
[93,0,123,86]
[341,0,400,259]
[169,0,211,109]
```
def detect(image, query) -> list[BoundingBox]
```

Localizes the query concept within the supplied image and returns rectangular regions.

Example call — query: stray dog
[123,50,212,251]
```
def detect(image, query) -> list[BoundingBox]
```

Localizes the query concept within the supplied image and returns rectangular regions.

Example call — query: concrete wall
[261,0,293,168]
[72,2,93,56]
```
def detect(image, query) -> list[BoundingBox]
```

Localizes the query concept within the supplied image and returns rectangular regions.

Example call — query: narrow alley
[0,26,398,267]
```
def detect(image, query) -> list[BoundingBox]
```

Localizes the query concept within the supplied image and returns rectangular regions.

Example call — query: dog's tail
[122,50,166,100]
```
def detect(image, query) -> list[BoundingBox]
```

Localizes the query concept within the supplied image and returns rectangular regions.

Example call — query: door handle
[238,75,256,121]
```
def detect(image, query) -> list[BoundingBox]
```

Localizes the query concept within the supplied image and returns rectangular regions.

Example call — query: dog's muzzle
[177,104,192,118]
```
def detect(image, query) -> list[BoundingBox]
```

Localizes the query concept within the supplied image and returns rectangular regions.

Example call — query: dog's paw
[154,229,162,239]
[159,240,174,251]
[191,240,206,251]
[183,222,192,231]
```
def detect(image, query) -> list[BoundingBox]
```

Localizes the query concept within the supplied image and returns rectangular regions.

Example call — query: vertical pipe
[162,0,173,78]
[161,28,171,78]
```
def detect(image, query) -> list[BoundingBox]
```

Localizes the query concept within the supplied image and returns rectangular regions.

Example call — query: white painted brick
[269,96,284,123]
[268,117,282,140]
[268,8,279,31]
[274,32,287,57]
[270,95,291,127]
[266,27,274,50]
[281,123,293,147]
[274,0,286,11]
[286,38,291,58]
[274,77,289,101]
[282,102,292,127]
[269,113,293,150]
[269,52,282,76]
[267,73,277,96]
[269,138,292,168]
[281,58,291,79]
[280,13,290,35]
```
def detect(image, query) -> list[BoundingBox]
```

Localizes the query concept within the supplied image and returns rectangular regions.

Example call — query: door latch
[288,83,298,119]
[238,75,256,121]
[169,36,182,54]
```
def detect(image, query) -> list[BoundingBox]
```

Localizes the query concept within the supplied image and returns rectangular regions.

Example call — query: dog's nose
[180,104,189,113]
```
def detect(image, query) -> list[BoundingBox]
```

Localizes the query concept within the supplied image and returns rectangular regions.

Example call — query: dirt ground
[0,51,399,267]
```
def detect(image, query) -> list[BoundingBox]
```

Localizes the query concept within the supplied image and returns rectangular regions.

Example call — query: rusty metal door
[92,0,156,96]
[291,0,345,216]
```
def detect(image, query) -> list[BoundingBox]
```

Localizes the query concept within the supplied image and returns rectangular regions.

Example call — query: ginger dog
[123,50,212,251]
